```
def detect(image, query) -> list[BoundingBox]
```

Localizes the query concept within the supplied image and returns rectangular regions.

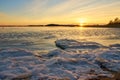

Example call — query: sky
[0,0,120,25]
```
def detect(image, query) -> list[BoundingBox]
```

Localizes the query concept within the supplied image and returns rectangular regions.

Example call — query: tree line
[108,17,120,25]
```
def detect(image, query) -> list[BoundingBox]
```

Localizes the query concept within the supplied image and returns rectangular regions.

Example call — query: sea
[0,26,120,53]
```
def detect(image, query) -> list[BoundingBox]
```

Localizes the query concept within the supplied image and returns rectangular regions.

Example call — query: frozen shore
[0,39,120,80]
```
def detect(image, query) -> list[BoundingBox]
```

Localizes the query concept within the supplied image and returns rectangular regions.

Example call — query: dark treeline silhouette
[84,17,120,28]
[108,17,120,25]
[107,17,120,27]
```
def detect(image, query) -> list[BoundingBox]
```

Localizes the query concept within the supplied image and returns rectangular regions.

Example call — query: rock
[55,39,104,50]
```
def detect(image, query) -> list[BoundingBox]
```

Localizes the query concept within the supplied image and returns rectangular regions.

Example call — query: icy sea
[0,26,120,80]
[0,27,120,53]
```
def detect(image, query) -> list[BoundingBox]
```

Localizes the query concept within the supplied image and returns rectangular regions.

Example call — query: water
[0,27,120,53]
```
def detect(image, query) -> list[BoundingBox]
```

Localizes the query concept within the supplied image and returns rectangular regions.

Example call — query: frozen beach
[0,39,120,80]
[0,27,120,80]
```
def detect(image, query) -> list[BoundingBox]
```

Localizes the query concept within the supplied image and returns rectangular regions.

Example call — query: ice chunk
[110,44,120,50]
[0,47,115,80]
[0,67,31,80]
[55,39,104,50]
[0,48,33,58]
[0,49,42,80]
[42,49,113,80]
[96,50,120,72]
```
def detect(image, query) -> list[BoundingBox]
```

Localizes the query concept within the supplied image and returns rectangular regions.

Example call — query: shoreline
[0,23,120,28]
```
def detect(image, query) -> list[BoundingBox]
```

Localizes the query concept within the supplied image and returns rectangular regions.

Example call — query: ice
[110,44,120,50]
[55,39,104,50]
[0,48,33,58]
[0,49,42,80]
[96,50,120,72]
[1,39,120,80]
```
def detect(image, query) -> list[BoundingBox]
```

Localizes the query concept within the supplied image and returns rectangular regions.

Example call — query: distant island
[0,18,120,28]
[0,24,80,27]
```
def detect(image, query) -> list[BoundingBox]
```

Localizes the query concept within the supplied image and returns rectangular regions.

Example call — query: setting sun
[78,18,87,26]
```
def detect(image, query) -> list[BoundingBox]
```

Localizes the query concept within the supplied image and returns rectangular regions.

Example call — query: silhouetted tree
[109,20,113,24]
[114,17,120,23]
[109,17,120,24]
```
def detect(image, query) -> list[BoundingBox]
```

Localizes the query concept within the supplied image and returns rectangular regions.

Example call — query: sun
[78,18,86,27]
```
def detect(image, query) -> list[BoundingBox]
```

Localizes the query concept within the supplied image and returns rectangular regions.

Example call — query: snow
[0,39,120,80]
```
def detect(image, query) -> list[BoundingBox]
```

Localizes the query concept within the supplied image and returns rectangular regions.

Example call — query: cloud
[24,0,120,19]
[24,0,85,17]
[1,0,120,24]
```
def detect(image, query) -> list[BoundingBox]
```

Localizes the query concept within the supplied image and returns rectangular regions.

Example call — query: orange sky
[0,0,120,25]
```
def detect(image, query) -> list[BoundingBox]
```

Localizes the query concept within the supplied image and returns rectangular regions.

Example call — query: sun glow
[78,18,86,27]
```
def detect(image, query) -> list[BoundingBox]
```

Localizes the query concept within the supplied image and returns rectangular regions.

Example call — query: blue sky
[0,0,120,24]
